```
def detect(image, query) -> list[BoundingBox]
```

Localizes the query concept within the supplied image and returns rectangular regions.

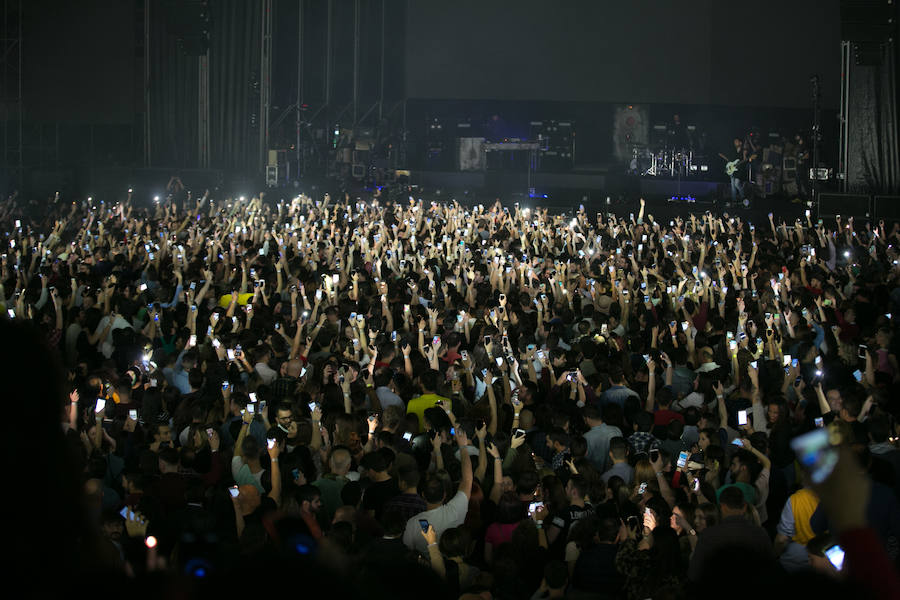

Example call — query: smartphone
[484,335,491,345]
[693,477,700,492]
[419,519,429,533]
[649,449,660,463]
[853,369,863,382]
[227,349,235,361]
[119,506,132,520]
[391,330,397,342]
[95,398,106,414]
[402,431,413,442]
[824,544,845,571]
[790,428,839,484]
[791,358,799,368]
[515,428,526,438]
[222,381,230,390]
[267,438,276,450]
[247,403,255,414]
[206,427,214,438]
[858,345,867,359]
[188,334,196,347]
[737,410,748,426]
[638,482,648,494]
[128,409,138,421]
[528,501,544,516]
[750,361,758,370]
[432,335,441,346]
[229,486,240,498]
[815,417,825,428]
[677,450,689,469]
[783,354,792,367]
[495,357,503,367]
[308,401,317,412]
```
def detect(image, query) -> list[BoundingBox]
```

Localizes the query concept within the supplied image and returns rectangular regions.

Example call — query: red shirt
[653,408,685,426]
[485,521,519,547]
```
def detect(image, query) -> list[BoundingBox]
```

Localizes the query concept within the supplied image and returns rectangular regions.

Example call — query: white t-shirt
[254,362,278,385]
[402,490,469,554]
[231,455,265,492]
[93,315,133,358]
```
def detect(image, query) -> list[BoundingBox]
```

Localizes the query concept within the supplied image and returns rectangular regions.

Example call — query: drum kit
[629,144,700,178]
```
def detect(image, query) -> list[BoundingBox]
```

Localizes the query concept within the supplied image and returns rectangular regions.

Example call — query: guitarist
[719,137,757,205]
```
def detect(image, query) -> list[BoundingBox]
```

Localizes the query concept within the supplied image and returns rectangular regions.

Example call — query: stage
[409,166,725,204]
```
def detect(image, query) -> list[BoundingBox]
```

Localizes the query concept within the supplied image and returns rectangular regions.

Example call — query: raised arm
[455,430,473,498]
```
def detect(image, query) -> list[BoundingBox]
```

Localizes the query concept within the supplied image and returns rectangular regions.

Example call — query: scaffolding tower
[0,0,22,192]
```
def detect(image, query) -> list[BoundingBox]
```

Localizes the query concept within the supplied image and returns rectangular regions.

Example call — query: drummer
[668,114,688,150]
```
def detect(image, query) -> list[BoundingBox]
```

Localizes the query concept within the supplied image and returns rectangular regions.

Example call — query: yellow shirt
[790,488,819,545]
[406,393,448,433]
[218,293,256,308]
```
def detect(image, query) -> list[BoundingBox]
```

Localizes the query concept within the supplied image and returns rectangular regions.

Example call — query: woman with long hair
[615,510,686,600]
[484,491,524,565]
[632,457,656,497]
[670,500,700,559]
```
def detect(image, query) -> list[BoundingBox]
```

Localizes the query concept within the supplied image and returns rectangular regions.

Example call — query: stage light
[700,165,709,172]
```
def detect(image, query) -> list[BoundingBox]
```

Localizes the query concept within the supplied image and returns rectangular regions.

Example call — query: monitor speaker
[818,193,870,219]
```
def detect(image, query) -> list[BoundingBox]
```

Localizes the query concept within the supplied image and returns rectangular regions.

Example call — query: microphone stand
[811,75,821,206]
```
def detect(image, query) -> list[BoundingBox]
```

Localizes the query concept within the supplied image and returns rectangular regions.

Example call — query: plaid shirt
[628,431,659,455]
[552,448,572,473]
[271,376,299,401]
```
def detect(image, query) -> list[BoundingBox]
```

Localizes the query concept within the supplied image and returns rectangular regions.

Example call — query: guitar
[725,154,757,176]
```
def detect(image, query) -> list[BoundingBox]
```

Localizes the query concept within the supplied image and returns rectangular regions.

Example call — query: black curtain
[847,41,899,194]
[208,0,262,175]
[148,0,200,169]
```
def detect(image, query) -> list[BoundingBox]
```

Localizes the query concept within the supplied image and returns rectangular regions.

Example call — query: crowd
[3,189,900,599]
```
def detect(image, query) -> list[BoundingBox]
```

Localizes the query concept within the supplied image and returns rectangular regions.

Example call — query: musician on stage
[719,137,756,204]
[667,113,688,150]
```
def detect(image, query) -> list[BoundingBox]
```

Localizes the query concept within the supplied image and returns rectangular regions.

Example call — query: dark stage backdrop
[406,0,841,109]
[23,0,137,124]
